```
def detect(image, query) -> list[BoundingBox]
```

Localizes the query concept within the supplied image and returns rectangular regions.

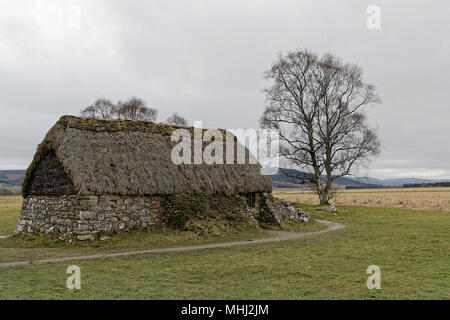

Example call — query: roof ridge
[58,115,189,135]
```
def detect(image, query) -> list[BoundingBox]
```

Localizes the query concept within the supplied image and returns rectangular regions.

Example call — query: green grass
[0,199,449,299]
[0,196,318,264]
[0,208,20,235]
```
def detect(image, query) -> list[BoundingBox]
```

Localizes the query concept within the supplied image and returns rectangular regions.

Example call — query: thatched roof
[23,116,272,197]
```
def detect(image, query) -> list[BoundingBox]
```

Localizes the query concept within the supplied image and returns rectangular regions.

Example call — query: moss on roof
[59,115,227,137]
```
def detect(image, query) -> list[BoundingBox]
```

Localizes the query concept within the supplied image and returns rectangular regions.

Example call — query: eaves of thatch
[22,116,273,197]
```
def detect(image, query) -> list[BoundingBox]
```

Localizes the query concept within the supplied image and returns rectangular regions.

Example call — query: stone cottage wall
[16,193,311,241]
[16,195,165,241]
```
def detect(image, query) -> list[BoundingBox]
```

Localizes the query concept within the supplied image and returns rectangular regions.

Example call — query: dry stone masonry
[258,193,311,225]
[17,195,164,241]
[16,193,310,241]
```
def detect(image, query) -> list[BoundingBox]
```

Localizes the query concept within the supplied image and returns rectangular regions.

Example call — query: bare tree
[116,96,158,122]
[80,97,158,122]
[165,112,188,126]
[261,50,381,204]
[80,98,117,119]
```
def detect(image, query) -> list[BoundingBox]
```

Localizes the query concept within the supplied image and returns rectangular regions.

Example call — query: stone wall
[16,194,165,241]
[15,192,311,241]
[257,193,311,224]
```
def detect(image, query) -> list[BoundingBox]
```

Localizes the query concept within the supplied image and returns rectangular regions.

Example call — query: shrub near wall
[163,191,258,235]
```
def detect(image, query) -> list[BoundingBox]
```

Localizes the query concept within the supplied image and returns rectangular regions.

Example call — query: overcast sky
[0,0,449,179]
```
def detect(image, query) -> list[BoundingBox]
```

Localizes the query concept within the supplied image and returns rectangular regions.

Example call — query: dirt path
[0,219,344,267]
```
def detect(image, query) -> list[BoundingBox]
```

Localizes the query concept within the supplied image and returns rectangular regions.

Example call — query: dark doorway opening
[245,193,256,207]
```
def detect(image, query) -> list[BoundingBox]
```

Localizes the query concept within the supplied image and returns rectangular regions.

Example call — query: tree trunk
[321,168,332,205]
[319,192,329,205]
[316,175,330,205]
[313,169,329,205]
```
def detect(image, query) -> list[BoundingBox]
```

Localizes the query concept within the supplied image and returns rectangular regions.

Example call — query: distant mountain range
[1,169,450,190]
[344,176,450,187]
[269,168,450,189]
[0,170,24,195]
[269,168,362,188]
[0,170,25,187]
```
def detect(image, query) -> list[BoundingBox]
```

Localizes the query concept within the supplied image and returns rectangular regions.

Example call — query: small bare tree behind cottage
[261,49,381,204]
[80,98,117,119]
[165,112,188,126]
[80,96,158,122]
[116,97,158,122]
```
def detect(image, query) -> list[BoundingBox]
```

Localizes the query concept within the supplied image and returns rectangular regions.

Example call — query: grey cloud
[0,0,449,178]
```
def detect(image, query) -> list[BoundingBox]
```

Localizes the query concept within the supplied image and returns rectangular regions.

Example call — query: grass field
[0,196,22,235]
[0,194,449,299]
[274,187,450,211]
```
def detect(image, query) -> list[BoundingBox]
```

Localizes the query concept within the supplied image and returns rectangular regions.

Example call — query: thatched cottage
[16,116,308,240]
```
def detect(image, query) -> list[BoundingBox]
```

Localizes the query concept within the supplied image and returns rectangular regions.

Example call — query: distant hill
[345,176,450,187]
[270,168,383,189]
[269,168,450,189]
[0,170,26,187]
[403,181,450,188]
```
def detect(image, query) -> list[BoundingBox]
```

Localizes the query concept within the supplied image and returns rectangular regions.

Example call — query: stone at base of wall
[77,234,94,241]
[16,195,165,241]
